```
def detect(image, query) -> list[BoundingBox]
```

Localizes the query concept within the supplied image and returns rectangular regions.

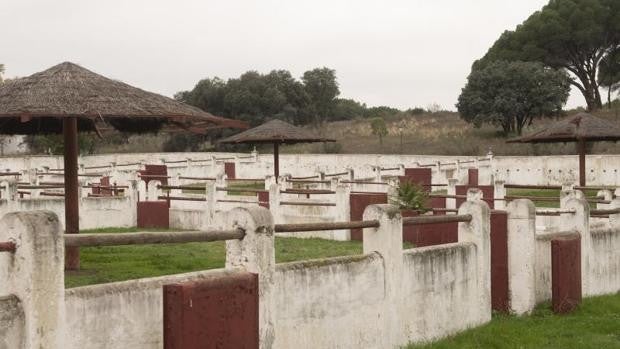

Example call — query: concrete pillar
[609,198,620,228]
[458,188,492,323]
[146,180,161,201]
[447,178,459,209]
[0,211,65,349]
[205,180,217,227]
[596,190,613,210]
[362,204,403,348]
[333,184,351,241]
[494,180,506,210]
[506,199,537,314]
[560,189,585,208]
[264,175,277,190]
[268,183,281,223]
[215,173,227,201]
[346,168,355,181]
[329,178,339,191]
[560,196,590,296]
[224,206,276,349]
[251,148,259,163]
[373,166,382,182]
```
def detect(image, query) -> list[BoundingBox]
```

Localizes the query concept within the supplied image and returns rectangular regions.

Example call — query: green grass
[406,293,620,349]
[66,229,363,288]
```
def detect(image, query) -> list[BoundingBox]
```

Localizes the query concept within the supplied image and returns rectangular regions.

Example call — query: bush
[391,180,429,211]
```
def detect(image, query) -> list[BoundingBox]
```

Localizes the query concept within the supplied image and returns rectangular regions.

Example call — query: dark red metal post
[273,142,280,182]
[0,241,16,253]
[64,117,80,270]
[577,139,586,187]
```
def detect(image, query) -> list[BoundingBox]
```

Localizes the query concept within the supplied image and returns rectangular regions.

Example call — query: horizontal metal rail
[40,192,65,197]
[429,194,467,199]
[64,229,245,247]
[458,160,476,164]
[214,157,235,161]
[290,175,320,180]
[275,220,380,233]
[83,164,111,170]
[350,191,387,195]
[324,172,348,177]
[39,173,103,177]
[402,214,472,226]
[0,172,20,176]
[424,183,448,187]
[83,185,128,189]
[288,179,331,184]
[281,189,335,195]
[159,185,204,191]
[217,199,259,204]
[178,176,216,181]
[341,180,388,185]
[229,178,264,182]
[163,159,187,164]
[158,195,206,202]
[504,195,558,202]
[504,184,562,190]
[380,167,400,171]
[536,209,576,216]
[17,185,66,189]
[116,162,141,167]
[0,241,16,253]
[279,201,336,207]
[590,208,620,215]
[216,187,264,194]
[536,230,579,241]
[478,157,491,161]
[138,174,170,179]
[418,163,437,167]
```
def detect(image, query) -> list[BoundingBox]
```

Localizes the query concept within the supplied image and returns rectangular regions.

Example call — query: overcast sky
[1,0,585,111]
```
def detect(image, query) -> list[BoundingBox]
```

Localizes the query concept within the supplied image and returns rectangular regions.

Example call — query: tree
[598,49,620,106]
[302,67,340,125]
[457,61,570,135]
[370,117,388,145]
[475,0,620,111]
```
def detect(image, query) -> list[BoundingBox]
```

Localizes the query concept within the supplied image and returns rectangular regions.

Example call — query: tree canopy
[370,117,388,145]
[598,49,620,105]
[457,61,571,135]
[475,0,620,111]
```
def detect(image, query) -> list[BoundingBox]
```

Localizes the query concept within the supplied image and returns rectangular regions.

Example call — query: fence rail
[64,229,245,247]
[402,214,472,226]
[281,189,335,195]
[274,220,380,233]
[178,176,216,181]
[279,201,336,207]
[504,184,562,190]
[0,241,16,253]
[158,195,206,202]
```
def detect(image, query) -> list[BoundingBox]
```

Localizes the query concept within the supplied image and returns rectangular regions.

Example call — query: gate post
[224,206,276,348]
[0,211,65,349]
[560,195,590,296]
[507,199,537,314]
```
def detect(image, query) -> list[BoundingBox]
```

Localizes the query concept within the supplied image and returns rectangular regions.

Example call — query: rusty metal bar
[275,220,380,233]
[216,187,263,194]
[380,167,400,171]
[402,214,472,226]
[138,174,170,179]
[279,201,336,207]
[64,229,245,247]
[0,172,20,176]
[537,230,580,241]
[341,180,388,185]
[478,157,491,161]
[324,172,349,177]
[215,157,236,161]
[178,176,216,181]
[590,208,620,215]
[504,184,562,190]
[505,195,558,202]
[431,208,459,213]
[458,160,476,164]
[39,181,64,185]
[163,159,187,164]
[39,173,103,177]
[281,189,336,195]
[418,163,437,167]
[158,195,206,202]
[574,186,617,191]
[288,179,331,184]
[82,185,129,189]
[291,175,320,180]
[429,194,467,199]
[217,199,259,204]
[17,185,66,189]
[536,209,577,216]
[0,241,16,253]
[229,178,264,182]
[40,192,65,197]
[424,184,448,187]
[158,185,204,191]
[83,164,111,170]
[116,162,141,167]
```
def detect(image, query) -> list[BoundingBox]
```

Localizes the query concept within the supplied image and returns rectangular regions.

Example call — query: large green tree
[476,0,620,111]
[598,49,620,106]
[302,67,340,125]
[457,61,571,135]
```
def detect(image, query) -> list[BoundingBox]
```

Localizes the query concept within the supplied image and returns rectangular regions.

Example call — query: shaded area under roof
[0,62,247,134]
[507,112,620,143]
[219,119,335,144]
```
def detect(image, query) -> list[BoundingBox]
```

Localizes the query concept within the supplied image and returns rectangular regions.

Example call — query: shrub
[391,180,429,212]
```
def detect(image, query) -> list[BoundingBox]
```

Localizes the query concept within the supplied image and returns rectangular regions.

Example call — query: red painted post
[552,236,582,314]
[0,241,16,253]
[137,201,170,229]
[224,162,236,180]
[163,272,259,349]
[467,168,479,186]
[64,117,80,270]
[402,168,432,191]
[490,210,509,312]
[349,193,388,240]
[257,190,269,209]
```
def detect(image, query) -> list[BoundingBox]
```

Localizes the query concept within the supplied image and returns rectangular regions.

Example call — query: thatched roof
[507,112,620,143]
[219,119,335,144]
[0,62,247,134]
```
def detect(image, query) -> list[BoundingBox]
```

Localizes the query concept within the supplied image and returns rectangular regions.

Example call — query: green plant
[391,180,429,211]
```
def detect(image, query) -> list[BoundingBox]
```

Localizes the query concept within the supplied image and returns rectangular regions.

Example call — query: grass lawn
[65,228,363,288]
[407,293,620,349]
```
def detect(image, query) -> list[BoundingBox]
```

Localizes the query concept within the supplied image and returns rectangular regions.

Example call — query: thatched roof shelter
[0,61,247,270]
[508,112,620,186]
[0,62,247,134]
[220,119,335,179]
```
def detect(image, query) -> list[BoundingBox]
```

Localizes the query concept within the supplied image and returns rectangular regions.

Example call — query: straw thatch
[219,119,335,144]
[0,62,247,134]
[508,112,620,143]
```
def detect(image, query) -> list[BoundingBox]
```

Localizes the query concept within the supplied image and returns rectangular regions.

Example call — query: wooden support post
[578,139,586,187]
[273,142,280,182]
[64,117,80,270]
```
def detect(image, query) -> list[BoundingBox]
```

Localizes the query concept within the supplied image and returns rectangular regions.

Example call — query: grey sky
[2,0,585,111]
